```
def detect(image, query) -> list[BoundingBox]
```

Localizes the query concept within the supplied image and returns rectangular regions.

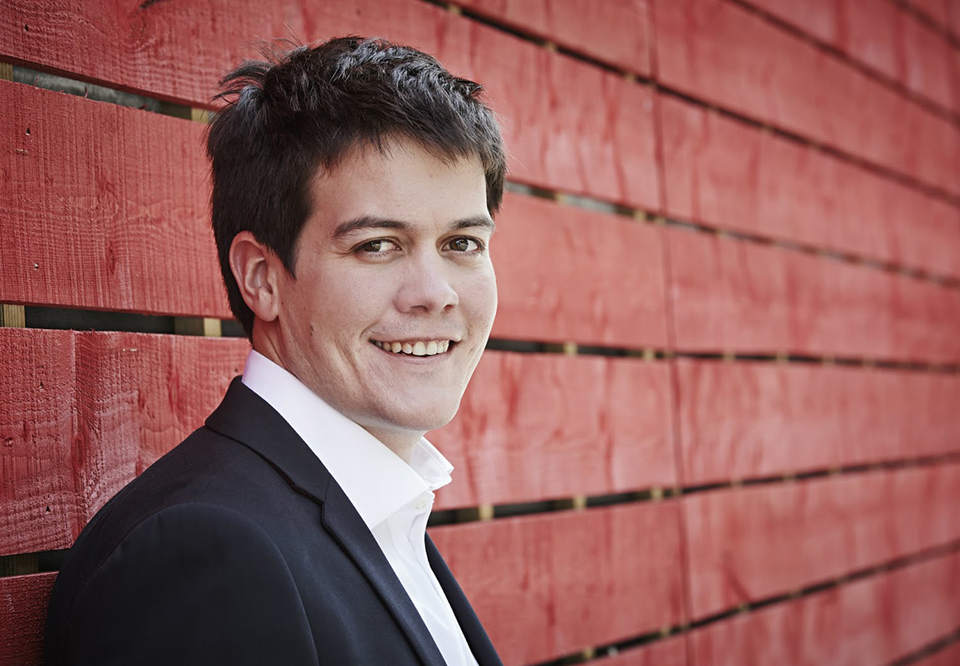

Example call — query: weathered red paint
[658,95,960,277]
[684,464,960,618]
[433,352,676,509]
[676,359,960,484]
[0,573,57,666]
[687,550,960,666]
[429,503,686,666]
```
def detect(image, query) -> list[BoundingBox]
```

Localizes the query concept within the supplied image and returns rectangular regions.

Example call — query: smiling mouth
[371,339,455,357]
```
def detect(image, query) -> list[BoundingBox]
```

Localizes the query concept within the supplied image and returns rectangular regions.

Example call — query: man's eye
[446,237,482,253]
[358,239,398,254]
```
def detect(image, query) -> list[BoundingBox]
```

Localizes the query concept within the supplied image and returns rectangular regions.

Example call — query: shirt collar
[240,350,453,529]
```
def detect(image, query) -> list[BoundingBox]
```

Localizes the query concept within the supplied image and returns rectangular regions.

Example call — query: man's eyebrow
[332,214,495,239]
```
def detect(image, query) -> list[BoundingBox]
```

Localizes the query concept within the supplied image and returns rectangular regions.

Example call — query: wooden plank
[687,550,960,666]
[491,192,668,347]
[654,0,960,197]
[899,7,958,114]
[667,229,960,362]
[0,328,78,556]
[432,352,676,509]
[917,641,960,666]
[0,79,227,317]
[451,0,653,75]
[659,95,960,277]
[749,0,960,115]
[592,636,687,666]
[676,359,960,484]
[0,329,248,555]
[429,503,686,666]
[744,0,839,44]
[906,0,951,27]
[0,572,57,666]
[0,0,660,208]
[684,464,960,618]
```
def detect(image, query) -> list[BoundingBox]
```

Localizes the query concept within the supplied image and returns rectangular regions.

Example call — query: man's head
[207,38,506,454]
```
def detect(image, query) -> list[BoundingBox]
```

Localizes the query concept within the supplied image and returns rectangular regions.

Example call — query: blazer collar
[205,377,447,666]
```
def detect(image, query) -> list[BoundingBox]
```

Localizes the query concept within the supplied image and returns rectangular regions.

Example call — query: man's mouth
[371,339,455,357]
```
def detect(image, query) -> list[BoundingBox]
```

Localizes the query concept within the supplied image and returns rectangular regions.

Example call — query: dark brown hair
[207,37,507,338]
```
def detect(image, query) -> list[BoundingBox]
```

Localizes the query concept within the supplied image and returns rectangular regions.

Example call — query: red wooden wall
[2,1,960,664]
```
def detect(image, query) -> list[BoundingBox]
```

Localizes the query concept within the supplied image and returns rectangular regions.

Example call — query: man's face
[271,139,497,444]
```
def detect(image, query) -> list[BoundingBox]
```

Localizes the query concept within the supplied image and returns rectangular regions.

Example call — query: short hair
[206,37,507,338]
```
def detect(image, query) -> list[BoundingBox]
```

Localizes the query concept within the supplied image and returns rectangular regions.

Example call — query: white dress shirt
[241,350,478,666]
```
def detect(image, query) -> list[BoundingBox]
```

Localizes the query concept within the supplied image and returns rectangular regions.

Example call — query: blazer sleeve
[61,503,319,665]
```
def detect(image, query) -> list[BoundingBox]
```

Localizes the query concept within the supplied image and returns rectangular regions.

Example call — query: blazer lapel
[206,378,447,666]
[427,535,503,666]
[322,486,447,666]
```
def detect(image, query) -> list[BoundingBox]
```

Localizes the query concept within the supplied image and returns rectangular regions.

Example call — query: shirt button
[415,500,429,511]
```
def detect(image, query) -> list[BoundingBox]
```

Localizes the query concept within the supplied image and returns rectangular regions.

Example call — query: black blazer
[45,378,502,665]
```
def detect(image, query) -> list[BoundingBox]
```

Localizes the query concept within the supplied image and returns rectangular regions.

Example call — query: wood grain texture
[676,359,960,484]
[667,229,960,362]
[491,192,668,347]
[452,0,653,74]
[659,95,960,277]
[592,636,687,666]
[431,352,676,509]
[429,503,686,666]
[0,79,227,317]
[0,329,78,556]
[654,0,960,196]
[0,329,248,555]
[686,550,960,666]
[0,0,660,208]
[684,464,960,618]
[0,572,56,666]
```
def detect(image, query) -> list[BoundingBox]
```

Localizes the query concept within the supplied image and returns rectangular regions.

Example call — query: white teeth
[373,339,454,356]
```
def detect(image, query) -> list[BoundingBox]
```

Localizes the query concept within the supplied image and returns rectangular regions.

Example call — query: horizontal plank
[659,95,960,277]
[0,79,226,317]
[492,192,668,347]
[654,0,960,197]
[906,0,951,28]
[748,0,959,114]
[432,352,676,509]
[593,636,687,666]
[2,80,662,336]
[429,503,686,666]
[0,572,57,666]
[676,359,960,484]
[667,229,960,362]
[684,464,960,618]
[1,0,660,208]
[917,641,960,666]
[687,549,960,666]
[452,0,653,74]
[0,329,248,556]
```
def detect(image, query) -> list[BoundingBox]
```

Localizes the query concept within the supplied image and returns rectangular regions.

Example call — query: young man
[45,37,506,665]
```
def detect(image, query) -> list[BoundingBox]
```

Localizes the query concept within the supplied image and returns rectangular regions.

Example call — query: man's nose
[395,251,459,313]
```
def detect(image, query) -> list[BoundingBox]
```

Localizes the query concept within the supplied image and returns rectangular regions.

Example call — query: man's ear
[229,231,284,323]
